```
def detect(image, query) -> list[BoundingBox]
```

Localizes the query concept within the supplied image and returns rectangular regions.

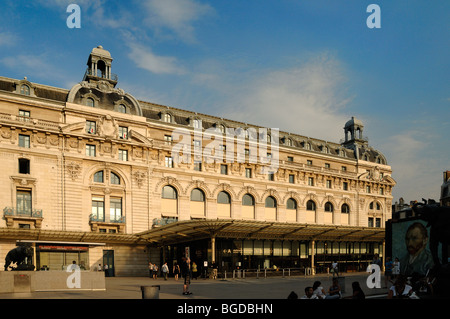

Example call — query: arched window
[242,194,254,206]
[20,84,30,95]
[306,200,316,211]
[217,191,231,204]
[163,113,172,123]
[86,97,95,107]
[93,171,104,183]
[325,202,334,212]
[265,196,276,208]
[118,104,126,113]
[162,185,177,199]
[286,198,297,210]
[341,204,350,214]
[376,202,381,210]
[111,172,120,185]
[369,202,374,210]
[190,188,205,202]
[217,191,231,218]
[286,138,292,146]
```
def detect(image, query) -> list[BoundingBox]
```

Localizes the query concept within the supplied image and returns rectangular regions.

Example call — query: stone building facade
[0,46,395,276]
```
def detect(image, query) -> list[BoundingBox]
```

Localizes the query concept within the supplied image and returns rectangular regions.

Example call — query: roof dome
[344,116,363,128]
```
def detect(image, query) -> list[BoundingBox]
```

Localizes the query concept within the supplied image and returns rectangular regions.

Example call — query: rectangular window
[341,166,347,172]
[118,149,128,161]
[86,121,96,134]
[245,149,250,156]
[307,160,312,166]
[92,196,105,221]
[18,158,30,174]
[165,156,173,168]
[376,218,381,228]
[380,187,384,195]
[110,198,122,222]
[86,144,96,157]
[343,182,348,191]
[289,174,295,184]
[220,164,228,175]
[119,126,128,139]
[366,185,371,193]
[325,163,330,169]
[308,177,314,186]
[16,190,32,215]
[18,135,30,148]
[19,110,30,121]
[193,140,201,150]
[368,217,374,227]
[268,172,274,181]
[326,180,332,188]
[194,161,202,171]
[287,156,293,162]
[245,168,252,178]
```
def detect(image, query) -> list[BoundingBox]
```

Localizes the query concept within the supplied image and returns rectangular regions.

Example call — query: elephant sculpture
[4,244,35,271]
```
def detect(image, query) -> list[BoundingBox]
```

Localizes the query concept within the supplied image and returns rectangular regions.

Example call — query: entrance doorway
[103,250,115,277]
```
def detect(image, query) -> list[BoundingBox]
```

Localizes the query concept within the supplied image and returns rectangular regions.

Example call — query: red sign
[38,245,88,251]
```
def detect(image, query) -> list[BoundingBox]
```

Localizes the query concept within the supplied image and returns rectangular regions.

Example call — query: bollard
[141,285,160,299]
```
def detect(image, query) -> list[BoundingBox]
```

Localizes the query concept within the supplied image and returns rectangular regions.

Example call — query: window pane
[190,188,205,202]
[111,172,120,185]
[17,190,32,214]
[306,200,316,211]
[110,198,122,221]
[287,198,297,210]
[265,196,276,208]
[94,171,104,183]
[217,191,230,204]
[162,186,177,199]
[242,194,254,206]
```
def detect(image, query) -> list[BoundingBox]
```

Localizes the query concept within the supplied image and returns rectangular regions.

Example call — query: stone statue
[4,244,35,271]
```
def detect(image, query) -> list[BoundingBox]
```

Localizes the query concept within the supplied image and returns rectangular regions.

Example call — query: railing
[84,68,118,82]
[152,217,178,227]
[89,214,126,224]
[3,207,43,218]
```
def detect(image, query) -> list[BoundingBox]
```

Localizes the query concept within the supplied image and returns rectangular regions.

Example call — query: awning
[0,228,148,245]
[136,219,386,245]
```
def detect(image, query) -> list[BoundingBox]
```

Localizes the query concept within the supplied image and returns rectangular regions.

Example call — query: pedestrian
[97,263,102,271]
[173,263,180,281]
[104,264,109,277]
[192,262,198,279]
[331,261,339,277]
[327,277,342,299]
[162,262,169,280]
[300,286,318,299]
[148,262,153,278]
[312,281,327,299]
[351,281,365,299]
[392,257,400,280]
[384,257,393,288]
[181,256,192,295]
[153,263,158,279]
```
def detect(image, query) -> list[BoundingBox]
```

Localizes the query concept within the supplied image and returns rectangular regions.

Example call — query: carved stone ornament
[66,161,82,180]
[133,171,147,188]
[98,115,119,138]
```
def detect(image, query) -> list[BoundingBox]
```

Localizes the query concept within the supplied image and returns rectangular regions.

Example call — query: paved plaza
[0,272,389,299]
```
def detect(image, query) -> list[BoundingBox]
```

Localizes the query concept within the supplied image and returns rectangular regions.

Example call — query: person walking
[331,261,339,277]
[192,262,198,279]
[173,263,180,281]
[181,257,192,295]
[162,262,169,280]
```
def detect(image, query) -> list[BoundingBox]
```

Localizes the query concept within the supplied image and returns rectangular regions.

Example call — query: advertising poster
[391,218,441,277]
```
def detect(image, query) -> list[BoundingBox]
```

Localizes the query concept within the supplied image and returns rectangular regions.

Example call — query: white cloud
[220,53,353,141]
[127,43,186,75]
[143,0,214,42]
[0,54,54,79]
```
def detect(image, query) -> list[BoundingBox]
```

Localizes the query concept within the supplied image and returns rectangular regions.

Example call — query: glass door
[103,250,115,277]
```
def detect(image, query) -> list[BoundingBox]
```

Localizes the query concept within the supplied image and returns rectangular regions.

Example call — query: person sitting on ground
[312,281,327,299]
[301,286,319,299]
[327,278,342,299]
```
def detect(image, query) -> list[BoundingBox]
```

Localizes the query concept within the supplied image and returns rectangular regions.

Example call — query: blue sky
[0,0,448,203]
